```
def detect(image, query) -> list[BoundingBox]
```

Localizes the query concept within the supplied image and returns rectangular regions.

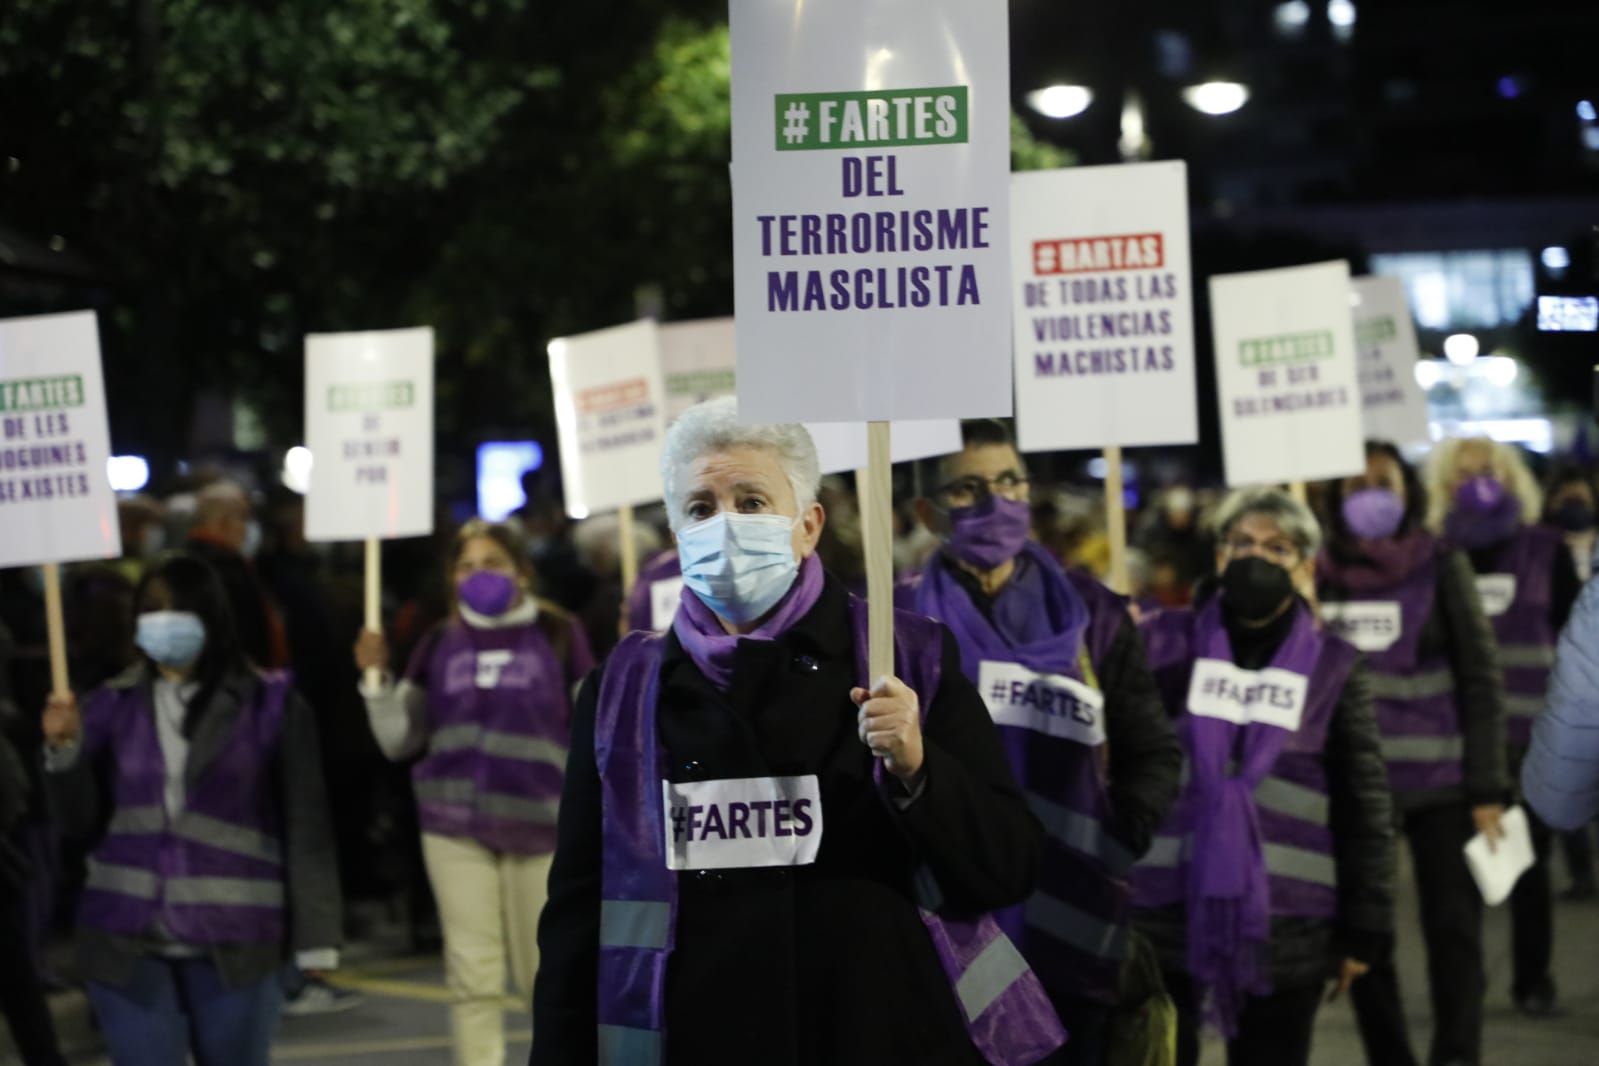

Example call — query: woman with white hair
[1424,436,1580,1020]
[1133,488,1394,1066]
[531,397,1063,1066]
[1320,440,1508,1065]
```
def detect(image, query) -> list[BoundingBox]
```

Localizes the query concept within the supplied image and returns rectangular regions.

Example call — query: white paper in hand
[1463,805,1535,906]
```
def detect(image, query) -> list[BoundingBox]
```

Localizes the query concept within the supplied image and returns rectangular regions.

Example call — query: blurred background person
[1427,437,1576,1017]
[1522,545,1599,839]
[357,520,591,1066]
[41,553,341,1066]
[186,481,288,671]
[1135,488,1394,1066]
[1320,441,1508,1063]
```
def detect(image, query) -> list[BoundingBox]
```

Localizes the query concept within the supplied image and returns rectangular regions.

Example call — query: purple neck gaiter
[1445,475,1522,549]
[458,570,518,616]
[947,495,1031,571]
[672,553,825,691]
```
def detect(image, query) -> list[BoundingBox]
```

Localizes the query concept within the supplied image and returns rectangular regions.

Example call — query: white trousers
[421,832,553,1066]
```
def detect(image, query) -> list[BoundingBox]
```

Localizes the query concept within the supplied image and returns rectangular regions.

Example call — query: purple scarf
[915,542,1091,679]
[1318,530,1436,592]
[1185,597,1321,1037]
[671,552,824,691]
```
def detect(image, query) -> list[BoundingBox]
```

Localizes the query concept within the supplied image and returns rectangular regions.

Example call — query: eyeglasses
[1221,534,1300,566]
[932,472,1029,510]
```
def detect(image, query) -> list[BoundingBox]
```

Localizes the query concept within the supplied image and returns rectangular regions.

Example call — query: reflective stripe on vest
[1138,835,1187,869]
[954,933,1035,1021]
[1500,644,1556,670]
[430,722,567,767]
[414,778,560,824]
[1025,791,1135,876]
[1379,734,1464,762]
[598,1024,661,1066]
[600,900,671,950]
[1369,668,1455,701]
[1505,694,1545,720]
[1254,776,1330,825]
[1264,842,1336,888]
[107,806,165,835]
[1024,891,1129,960]
[165,876,284,907]
[87,860,160,900]
[173,813,283,865]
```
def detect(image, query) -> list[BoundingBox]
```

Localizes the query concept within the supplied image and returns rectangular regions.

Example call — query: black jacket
[49,665,342,988]
[1138,597,1397,988]
[531,574,1043,1066]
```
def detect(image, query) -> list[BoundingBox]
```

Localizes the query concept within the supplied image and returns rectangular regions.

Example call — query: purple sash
[670,553,824,691]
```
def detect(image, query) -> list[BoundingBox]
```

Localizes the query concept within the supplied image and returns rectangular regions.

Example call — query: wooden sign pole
[618,503,639,597]
[1102,445,1130,595]
[42,563,69,697]
[364,538,383,690]
[859,421,895,682]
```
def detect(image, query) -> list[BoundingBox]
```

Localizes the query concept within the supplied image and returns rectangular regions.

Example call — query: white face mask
[676,512,799,624]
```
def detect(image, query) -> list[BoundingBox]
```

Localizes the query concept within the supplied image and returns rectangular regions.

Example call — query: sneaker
[282,978,365,1017]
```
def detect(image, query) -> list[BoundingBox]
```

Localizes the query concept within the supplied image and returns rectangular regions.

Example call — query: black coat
[531,574,1044,1066]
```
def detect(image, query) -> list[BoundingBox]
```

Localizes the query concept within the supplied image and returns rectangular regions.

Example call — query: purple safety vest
[1320,547,1465,794]
[1132,608,1353,922]
[624,550,685,634]
[591,596,1066,1066]
[408,617,575,855]
[78,671,292,946]
[1475,525,1560,748]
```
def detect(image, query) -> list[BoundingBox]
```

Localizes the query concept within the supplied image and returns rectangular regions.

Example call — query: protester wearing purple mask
[355,520,593,1066]
[1424,437,1581,1023]
[908,418,1182,1066]
[1134,488,1395,1066]
[1319,440,1510,1063]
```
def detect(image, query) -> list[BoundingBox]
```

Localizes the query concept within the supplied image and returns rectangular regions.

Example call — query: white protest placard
[0,311,120,568]
[549,319,668,519]
[730,0,1012,423]
[806,420,961,475]
[1210,261,1365,487]
[659,318,737,424]
[1011,161,1197,451]
[1351,276,1430,448]
[304,328,435,542]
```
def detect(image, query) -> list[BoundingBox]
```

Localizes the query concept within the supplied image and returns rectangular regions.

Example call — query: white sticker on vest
[662,775,822,871]
[1475,574,1517,618]
[977,660,1107,746]
[649,576,685,632]
[1320,601,1403,653]
[1186,658,1308,732]
[474,650,515,688]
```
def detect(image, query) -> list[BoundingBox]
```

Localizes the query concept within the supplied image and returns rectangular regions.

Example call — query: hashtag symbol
[671,807,687,841]
[782,101,810,145]
[990,679,1010,704]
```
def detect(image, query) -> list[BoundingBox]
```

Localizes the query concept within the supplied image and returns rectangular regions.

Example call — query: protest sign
[1210,261,1365,487]
[659,318,737,423]
[1351,275,1430,447]
[1011,161,1197,451]
[0,310,120,570]
[304,327,435,542]
[549,319,667,520]
[730,0,1012,424]
[0,310,120,696]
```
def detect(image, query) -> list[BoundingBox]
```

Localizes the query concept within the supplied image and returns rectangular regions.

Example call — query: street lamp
[1026,84,1094,120]
[1182,81,1250,116]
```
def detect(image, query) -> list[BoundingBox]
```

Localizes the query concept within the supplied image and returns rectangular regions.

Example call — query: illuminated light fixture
[1579,100,1597,122]
[1182,81,1249,116]
[1481,355,1519,388]
[1087,457,1109,479]
[1542,246,1571,271]
[282,445,314,495]
[1414,360,1443,390]
[1327,0,1357,28]
[1497,76,1526,100]
[1443,333,1479,365]
[1273,1,1311,33]
[106,455,150,493]
[1026,85,1093,120]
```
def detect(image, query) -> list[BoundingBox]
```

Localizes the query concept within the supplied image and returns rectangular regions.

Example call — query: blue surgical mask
[676,512,799,624]
[136,611,207,667]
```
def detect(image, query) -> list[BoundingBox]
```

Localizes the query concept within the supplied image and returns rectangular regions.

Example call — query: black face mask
[1551,500,1597,533]
[1220,555,1296,622]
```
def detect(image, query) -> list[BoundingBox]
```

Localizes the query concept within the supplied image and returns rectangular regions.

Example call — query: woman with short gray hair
[531,397,1063,1066]
[1133,487,1395,1066]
